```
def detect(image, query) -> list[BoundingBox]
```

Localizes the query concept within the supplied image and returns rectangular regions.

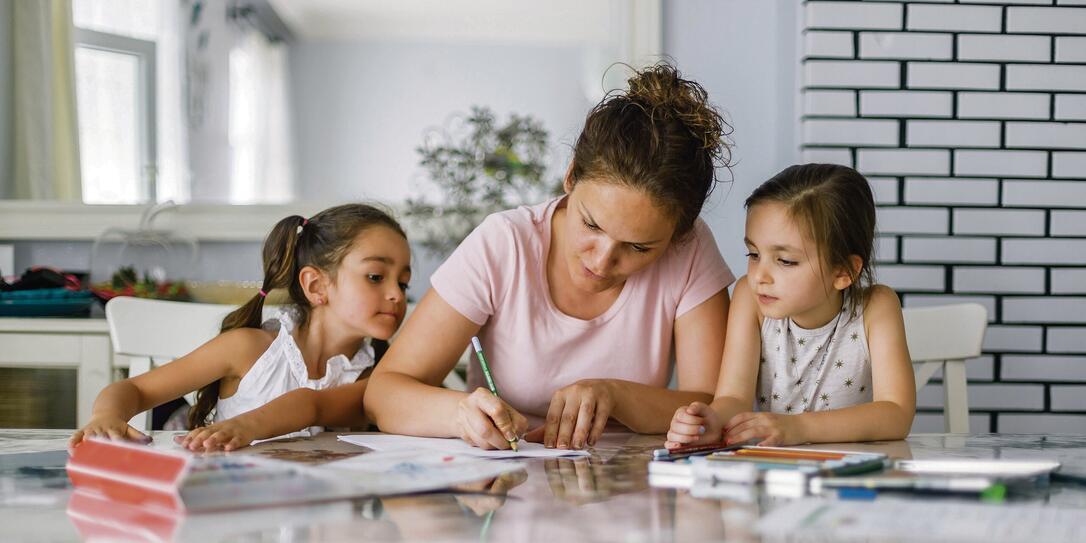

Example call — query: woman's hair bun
[625,62,730,162]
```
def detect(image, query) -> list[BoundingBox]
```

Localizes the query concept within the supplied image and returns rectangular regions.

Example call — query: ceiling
[267,0,617,44]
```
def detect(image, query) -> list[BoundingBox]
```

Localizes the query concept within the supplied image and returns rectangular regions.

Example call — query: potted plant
[404,106,559,258]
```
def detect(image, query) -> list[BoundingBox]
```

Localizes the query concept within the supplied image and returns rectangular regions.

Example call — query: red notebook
[66,437,352,514]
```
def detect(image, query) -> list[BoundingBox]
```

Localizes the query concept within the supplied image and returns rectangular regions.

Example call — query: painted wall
[288,40,595,204]
[664,0,801,283]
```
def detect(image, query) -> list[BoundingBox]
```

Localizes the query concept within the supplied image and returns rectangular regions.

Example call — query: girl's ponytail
[187,215,308,429]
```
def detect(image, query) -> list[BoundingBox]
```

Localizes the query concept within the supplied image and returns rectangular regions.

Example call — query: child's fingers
[666,429,700,446]
[223,436,248,451]
[69,430,85,448]
[125,425,151,443]
[723,411,758,432]
[669,419,705,437]
[106,428,125,441]
[685,402,710,415]
[674,410,706,426]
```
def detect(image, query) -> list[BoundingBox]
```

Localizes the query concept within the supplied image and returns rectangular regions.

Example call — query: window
[72,0,186,204]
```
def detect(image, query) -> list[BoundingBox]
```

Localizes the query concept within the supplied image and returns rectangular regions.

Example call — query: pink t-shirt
[430,196,735,426]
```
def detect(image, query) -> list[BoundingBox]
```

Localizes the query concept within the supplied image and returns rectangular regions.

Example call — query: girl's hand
[543,379,615,450]
[665,402,724,449]
[456,388,529,450]
[70,415,151,448]
[723,411,804,446]
[178,417,258,452]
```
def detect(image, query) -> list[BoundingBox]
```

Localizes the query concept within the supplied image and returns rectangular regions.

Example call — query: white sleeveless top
[213,307,376,438]
[757,296,872,414]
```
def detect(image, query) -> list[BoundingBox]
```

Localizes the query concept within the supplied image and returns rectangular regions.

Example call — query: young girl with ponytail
[71,204,411,451]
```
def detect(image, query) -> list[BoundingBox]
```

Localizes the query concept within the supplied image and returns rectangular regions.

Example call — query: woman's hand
[70,415,150,448]
[542,379,615,450]
[177,416,259,451]
[665,401,724,449]
[722,411,805,446]
[456,388,528,450]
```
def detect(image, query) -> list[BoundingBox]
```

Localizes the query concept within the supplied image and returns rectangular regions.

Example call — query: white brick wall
[802,1,1086,431]
[807,2,903,30]
[1002,355,1086,382]
[904,178,999,205]
[953,209,1046,236]
[805,31,854,58]
[1052,152,1086,178]
[957,92,1050,120]
[1055,95,1086,121]
[1004,181,1086,207]
[878,207,949,234]
[1006,7,1086,34]
[1051,211,1086,236]
[955,150,1047,178]
[806,60,901,88]
[1055,37,1086,63]
[958,35,1051,63]
[805,90,857,116]
[1006,123,1086,150]
[860,90,952,118]
[858,149,949,175]
[907,120,1000,148]
[804,119,899,146]
[902,236,997,263]
[1002,239,1086,265]
[952,266,1046,294]
[1003,297,1086,323]
[869,176,900,204]
[908,62,1001,90]
[860,32,952,60]
[907,4,1003,32]
[1007,65,1086,92]
[1052,269,1086,294]
[1048,327,1086,353]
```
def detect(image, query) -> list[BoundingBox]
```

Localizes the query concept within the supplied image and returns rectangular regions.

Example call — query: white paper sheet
[757,498,1086,543]
[318,449,524,495]
[337,434,591,459]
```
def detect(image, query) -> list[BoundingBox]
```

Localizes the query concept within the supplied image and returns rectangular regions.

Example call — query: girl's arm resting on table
[72,329,266,445]
[364,290,489,437]
[711,278,765,425]
[608,288,730,433]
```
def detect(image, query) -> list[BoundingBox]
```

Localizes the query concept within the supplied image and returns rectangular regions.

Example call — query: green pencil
[471,336,519,451]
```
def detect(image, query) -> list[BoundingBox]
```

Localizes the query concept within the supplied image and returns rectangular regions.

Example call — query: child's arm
[180,373,373,451]
[69,328,269,447]
[667,277,762,447]
[724,285,916,445]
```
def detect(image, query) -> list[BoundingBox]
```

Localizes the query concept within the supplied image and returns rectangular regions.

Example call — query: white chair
[105,297,275,430]
[902,303,988,434]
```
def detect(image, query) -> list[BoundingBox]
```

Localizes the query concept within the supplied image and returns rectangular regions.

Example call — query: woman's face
[559,179,677,294]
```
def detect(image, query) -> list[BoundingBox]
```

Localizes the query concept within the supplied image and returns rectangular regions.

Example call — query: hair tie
[302,218,309,226]
[258,289,268,298]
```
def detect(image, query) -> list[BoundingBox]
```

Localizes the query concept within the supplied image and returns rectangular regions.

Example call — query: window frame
[72,27,158,203]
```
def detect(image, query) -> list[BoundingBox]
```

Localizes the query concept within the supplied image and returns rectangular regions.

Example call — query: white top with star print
[756,297,872,414]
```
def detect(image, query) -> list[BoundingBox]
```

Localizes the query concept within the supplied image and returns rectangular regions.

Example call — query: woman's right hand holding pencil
[457,388,528,450]
[665,401,724,449]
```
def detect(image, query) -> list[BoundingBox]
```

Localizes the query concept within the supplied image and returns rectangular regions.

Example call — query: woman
[366,63,736,450]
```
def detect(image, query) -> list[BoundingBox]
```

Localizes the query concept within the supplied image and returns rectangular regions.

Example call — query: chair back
[106,297,241,359]
[902,303,987,363]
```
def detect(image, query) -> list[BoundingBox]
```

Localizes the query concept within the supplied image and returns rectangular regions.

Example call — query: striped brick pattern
[802,0,1086,434]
